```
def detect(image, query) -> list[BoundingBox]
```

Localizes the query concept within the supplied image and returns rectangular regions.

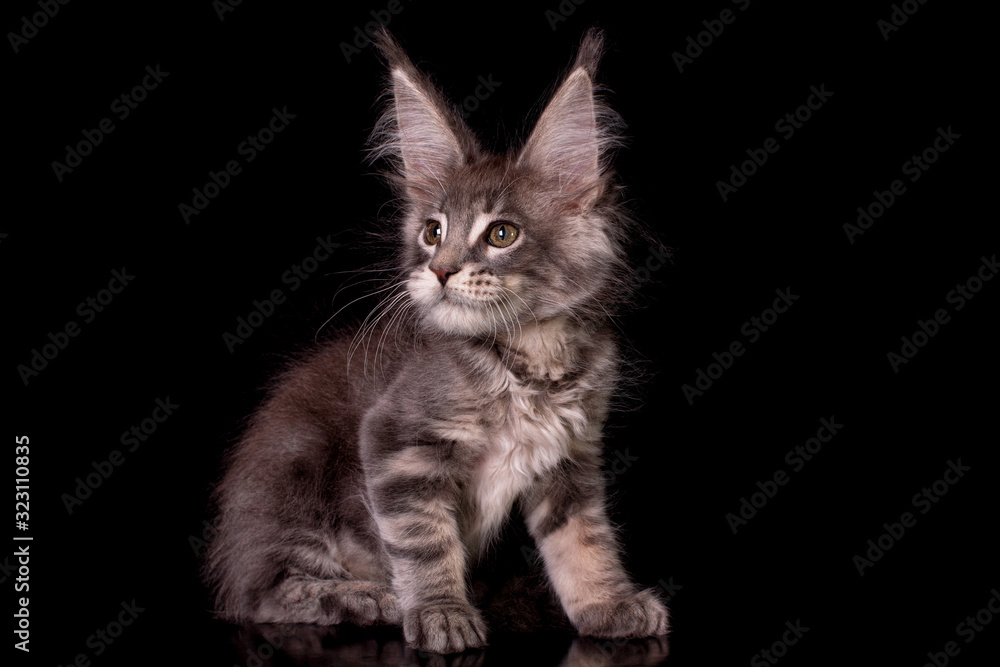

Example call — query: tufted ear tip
[572,27,607,79]
[366,29,481,200]
[370,26,405,68]
[517,34,616,208]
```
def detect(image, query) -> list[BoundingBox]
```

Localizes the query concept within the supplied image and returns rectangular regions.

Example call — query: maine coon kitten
[205,28,669,654]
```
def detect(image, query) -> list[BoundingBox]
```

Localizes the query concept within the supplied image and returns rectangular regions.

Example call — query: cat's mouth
[438,286,496,307]
[426,290,521,337]
[408,268,526,336]
[438,290,489,310]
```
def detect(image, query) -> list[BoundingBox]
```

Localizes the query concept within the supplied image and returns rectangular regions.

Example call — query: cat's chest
[463,376,595,549]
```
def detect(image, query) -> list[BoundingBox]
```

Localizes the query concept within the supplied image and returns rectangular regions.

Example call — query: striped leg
[523,459,669,639]
[366,446,487,654]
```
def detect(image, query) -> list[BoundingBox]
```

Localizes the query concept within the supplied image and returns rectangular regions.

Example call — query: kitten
[204,27,669,655]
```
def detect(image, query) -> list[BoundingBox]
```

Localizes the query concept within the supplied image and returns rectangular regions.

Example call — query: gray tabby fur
[204,27,669,654]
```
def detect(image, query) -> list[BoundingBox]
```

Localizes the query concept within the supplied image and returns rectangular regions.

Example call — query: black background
[6,1,996,665]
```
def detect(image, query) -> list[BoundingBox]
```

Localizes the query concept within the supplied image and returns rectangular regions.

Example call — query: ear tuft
[517,28,622,209]
[389,68,464,183]
[367,28,479,197]
[572,27,606,79]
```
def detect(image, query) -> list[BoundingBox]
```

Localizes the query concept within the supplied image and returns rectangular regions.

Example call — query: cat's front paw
[573,589,669,638]
[403,602,488,654]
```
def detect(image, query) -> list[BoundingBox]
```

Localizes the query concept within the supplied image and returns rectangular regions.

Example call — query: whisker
[318,279,406,343]
[359,289,411,379]
[563,276,612,318]
[375,292,414,381]
[498,285,538,330]
[346,281,409,377]
[323,266,409,278]
[496,294,518,371]
[393,301,416,354]
[527,290,590,329]
[505,294,523,371]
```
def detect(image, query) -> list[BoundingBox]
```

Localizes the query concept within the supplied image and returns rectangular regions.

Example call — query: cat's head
[369,29,635,339]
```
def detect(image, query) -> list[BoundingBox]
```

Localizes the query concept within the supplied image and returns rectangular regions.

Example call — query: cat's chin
[423,299,506,338]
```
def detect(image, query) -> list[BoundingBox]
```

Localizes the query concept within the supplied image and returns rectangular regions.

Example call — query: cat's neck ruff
[492,315,583,383]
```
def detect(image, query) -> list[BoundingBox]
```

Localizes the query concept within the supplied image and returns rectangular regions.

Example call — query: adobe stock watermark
[545,0,586,31]
[458,74,502,120]
[887,253,996,373]
[852,458,970,576]
[16,268,135,386]
[55,600,144,666]
[7,0,71,54]
[339,0,411,63]
[178,106,296,224]
[51,65,170,183]
[602,448,639,485]
[61,397,179,514]
[843,126,961,244]
[923,588,1000,667]
[682,287,800,405]
[751,619,809,666]
[236,623,311,667]
[222,234,340,352]
[672,0,752,73]
[213,0,243,21]
[631,245,672,290]
[13,544,31,652]
[878,0,931,41]
[189,515,222,557]
[727,417,843,534]
[717,83,834,202]
[0,554,19,585]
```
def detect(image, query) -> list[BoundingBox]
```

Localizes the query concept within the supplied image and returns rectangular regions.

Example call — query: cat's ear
[518,28,619,210]
[369,29,478,198]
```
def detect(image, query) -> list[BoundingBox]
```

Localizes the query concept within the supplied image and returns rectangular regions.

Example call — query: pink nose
[431,267,457,286]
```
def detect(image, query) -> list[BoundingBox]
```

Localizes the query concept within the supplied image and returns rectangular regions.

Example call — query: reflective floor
[227,623,670,667]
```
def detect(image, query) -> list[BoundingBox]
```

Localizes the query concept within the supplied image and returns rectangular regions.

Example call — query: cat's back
[217,319,415,501]
[254,318,414,438]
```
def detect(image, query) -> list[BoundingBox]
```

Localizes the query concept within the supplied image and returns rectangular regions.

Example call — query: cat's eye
[486,222,519,248]
[424,220,442,245]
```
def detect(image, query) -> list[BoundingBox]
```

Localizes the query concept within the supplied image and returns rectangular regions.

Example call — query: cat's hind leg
[213,521,400,627]
[255,574,400,627]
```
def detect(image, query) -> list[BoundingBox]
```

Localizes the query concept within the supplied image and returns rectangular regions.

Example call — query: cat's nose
[431,266,457,286]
